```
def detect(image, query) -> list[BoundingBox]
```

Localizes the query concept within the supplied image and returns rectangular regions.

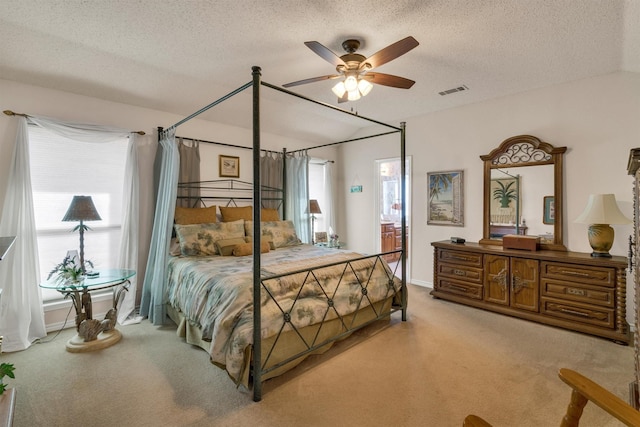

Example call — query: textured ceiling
[1,0,638,144]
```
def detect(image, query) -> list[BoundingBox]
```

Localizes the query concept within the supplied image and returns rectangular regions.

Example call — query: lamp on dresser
[575,193,631,257]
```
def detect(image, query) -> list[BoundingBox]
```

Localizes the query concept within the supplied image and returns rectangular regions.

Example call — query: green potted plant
[48,255,93,284]
[0,362,15,395]
[493,180,517,208]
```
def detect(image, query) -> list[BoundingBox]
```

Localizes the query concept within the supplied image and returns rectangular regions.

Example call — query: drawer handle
[453,269,466,276]
[559,270,590,278]
[559,307,591,318]
[448,255,474,262]
[448,284,468,293]
[567,288,586,297]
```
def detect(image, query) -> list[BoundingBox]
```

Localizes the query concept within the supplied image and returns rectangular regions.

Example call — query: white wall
[339,71,640,322]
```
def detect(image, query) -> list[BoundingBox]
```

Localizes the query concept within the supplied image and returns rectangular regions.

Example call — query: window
[28,126,128,301]
[308,160,327,233]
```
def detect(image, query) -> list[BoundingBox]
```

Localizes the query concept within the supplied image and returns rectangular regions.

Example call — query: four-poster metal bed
[159,66,408,401]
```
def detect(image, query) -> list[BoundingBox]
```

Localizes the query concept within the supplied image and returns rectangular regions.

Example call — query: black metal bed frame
[163,66,407,401]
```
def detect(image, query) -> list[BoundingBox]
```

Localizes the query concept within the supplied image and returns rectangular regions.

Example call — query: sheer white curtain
[0,115,140,351]
[285,151,310,243]
[324,161,337,236]
[140,128,178,325]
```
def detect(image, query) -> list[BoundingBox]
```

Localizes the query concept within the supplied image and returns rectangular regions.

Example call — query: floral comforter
[167,244,401,383]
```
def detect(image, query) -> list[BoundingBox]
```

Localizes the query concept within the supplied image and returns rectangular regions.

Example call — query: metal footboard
[251,250,406,401]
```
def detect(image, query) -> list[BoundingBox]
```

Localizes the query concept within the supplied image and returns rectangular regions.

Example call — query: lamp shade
[574,194,630,225]
[309,199,322,215]
[62,196,102,222]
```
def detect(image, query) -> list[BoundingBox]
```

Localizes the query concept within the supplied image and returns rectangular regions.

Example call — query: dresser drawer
[541,297,614,329]
[541,279,614,308]
[436,278,482,300]
[381,223,395,233]
[438,263,483,284]
[541,262,615,287]
[437,249,482,267]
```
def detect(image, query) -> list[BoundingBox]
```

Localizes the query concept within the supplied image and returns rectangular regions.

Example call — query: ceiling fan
[283,36,419,102]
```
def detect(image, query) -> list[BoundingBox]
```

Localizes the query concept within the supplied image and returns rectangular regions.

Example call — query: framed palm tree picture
[427,170,464,226]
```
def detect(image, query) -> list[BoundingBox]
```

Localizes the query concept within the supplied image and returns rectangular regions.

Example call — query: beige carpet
[1,284,634,426]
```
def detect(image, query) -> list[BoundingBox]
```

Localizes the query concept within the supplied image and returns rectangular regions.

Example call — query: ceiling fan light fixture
[344,75,358,92]
[358,78,373,96]
[347,89,361,101]
[332,81,346,97]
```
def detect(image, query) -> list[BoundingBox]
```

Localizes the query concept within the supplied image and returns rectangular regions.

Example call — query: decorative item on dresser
[431,241,629,344]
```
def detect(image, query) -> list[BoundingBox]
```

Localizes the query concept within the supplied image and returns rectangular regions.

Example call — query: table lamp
[62,195,102,272]
[309,199,322,244]
[574,194,631,257]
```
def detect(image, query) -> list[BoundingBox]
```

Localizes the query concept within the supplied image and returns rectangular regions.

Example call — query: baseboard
[410,279,432,288]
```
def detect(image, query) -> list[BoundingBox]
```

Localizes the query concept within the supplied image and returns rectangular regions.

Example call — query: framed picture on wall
[219,155,240,178]
[543,196,555,224]
[427,170,464,226]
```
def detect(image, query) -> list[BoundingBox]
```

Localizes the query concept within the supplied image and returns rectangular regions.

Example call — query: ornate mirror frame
[480,135,567,251]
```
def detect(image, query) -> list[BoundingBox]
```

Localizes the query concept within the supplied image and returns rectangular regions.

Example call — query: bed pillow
[215,238,247,256]
[174,205,218,225]
[245,220,302,248]
[261,208,280,221]
[244,235,276,250]
[174,220,245,256]
[219,206,281,222]
[219,206,252,222]
[232,241,270,256]
[169,238,182,256]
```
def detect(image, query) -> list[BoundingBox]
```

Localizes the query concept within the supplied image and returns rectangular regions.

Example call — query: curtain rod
[3,110,146,135]
[176,135,281,154]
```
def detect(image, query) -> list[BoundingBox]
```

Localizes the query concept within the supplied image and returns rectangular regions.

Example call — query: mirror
[480,135,567,251]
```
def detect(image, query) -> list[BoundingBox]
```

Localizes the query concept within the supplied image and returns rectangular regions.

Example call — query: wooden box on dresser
[431,240,629,344]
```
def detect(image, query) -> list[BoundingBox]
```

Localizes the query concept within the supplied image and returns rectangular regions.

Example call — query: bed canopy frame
[155,66,407,401]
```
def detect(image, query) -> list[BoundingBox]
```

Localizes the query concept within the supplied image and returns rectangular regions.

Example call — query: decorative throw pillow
[174,220,245,256]
[215,238,247,256]
[245,220,302,248]
[219,206,252,222]
[244,235,276,250]
[261,208,280,221]
[169,238,182,256]
[232,241,270,256]
[174,205,218,225]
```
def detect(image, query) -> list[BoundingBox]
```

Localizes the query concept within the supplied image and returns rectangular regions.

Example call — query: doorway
[375,157,411,276]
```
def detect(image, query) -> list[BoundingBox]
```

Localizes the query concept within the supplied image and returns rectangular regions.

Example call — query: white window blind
[28,125,128,301]
[309,161,326,233]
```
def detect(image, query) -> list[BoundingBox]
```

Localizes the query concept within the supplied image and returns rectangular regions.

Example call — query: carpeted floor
[1,284,634,426]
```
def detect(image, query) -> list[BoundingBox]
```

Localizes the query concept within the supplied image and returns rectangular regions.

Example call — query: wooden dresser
[431,240,629,344]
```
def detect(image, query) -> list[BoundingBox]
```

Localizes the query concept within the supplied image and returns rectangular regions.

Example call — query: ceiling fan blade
[360,36,419,70]
[304,41,346,67]
[283,74,341,88]
[363,72,415,89]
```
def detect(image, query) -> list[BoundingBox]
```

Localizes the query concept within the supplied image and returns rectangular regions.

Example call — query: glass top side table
[40,269,136,352]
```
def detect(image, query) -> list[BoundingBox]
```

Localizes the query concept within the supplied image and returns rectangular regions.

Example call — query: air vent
[439,85,469,96]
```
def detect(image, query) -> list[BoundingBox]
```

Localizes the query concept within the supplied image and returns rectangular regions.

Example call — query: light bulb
[358,79,373,96]
[331,81,346,97]
[344,75,358,92]
[347,89,361,101]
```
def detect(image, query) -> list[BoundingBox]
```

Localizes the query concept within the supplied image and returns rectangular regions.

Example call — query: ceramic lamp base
[587,223,614,258]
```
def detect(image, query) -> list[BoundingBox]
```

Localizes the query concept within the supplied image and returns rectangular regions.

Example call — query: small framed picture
[315,232,327,243]
[219,155,240,178]
[543,196,555,225]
